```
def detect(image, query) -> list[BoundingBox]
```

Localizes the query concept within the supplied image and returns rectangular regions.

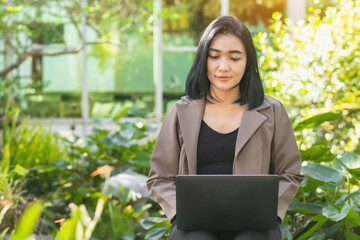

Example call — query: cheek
[207,65,217,79]
[206,60,213,72]
[235,62,246,75]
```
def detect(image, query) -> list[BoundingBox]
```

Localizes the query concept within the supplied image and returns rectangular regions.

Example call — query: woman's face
[207,33,247,97]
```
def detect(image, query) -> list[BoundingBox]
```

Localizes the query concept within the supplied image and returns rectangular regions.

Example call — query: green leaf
[331,103,360,112]
[288,201,324,215]
[339,152,360,167]
[344,167,360,179]
[344,208,360,226]
[308,233,326,240]
[279,223,293,240]
[322,224,338,237]
[13,164,29,176]
[144,226,169,240]
[335,162,360,179]
[141,217,169,230]
[141,217,171,240]
[84,198,105,239]
[1,144,10,173]
[55,206,82,240]
[0,227,10,239]
[113,105,131,121]
[300,142,335,162]
[10,200,44,240]
[33,165,58,173]
[293,112,341,131]
[285,231,293,240]
[149,220,171,230]
[117,187,140,203]
[133,203,152,219]
[127,108,148,118]
[302,163,342,185]
[300,177,323,192]
[295,215,328,240]
[279,222,291,232]
[78,205,92,227]
[322,203,350,221]
[0,202,13,226]
[131,149,151,167]
[344,230,360,240]
[335,152,360,179]
[350,191,360,207]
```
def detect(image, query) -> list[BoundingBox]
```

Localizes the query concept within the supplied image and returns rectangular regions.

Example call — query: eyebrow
[209,48,244,55]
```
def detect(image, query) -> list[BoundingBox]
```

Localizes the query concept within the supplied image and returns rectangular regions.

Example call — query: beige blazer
[147,96,304,222]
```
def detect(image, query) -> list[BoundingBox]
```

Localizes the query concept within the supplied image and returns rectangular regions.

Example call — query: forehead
[209,33,246,53]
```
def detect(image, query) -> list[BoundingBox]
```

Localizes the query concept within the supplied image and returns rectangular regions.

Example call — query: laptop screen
[175,174,279,231]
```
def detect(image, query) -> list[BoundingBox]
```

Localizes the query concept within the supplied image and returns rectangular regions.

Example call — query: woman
[147,16,303,240]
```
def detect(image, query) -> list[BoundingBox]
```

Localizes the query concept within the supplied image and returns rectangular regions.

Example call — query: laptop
[175,174,279,232]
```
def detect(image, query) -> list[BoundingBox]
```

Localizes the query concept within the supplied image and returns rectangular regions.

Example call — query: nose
[218,58,230,72]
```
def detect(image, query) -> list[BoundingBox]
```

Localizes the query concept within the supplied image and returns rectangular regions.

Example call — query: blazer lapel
[235,100,271,158]
[176,98,205,174]
[176,97,270,173]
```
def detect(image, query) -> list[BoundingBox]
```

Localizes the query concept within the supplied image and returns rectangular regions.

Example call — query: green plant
[0,202,13,239]
[0,99,64,196]
[140,107,360,240]
[55,197,105,240]
[0,103,29,232]
[0,198,105,240]
[279,109,360,239]
[64,117,156,239]
[93,191,152,239]
[254,2,360,237]
[37,116,157,238]
[1,99,64,234]
[141,217,171,240]
[256,0,360,155]
[9,200,44,240]
[0,200,44,240]
[60,118,155,178]
[1,161,108,240]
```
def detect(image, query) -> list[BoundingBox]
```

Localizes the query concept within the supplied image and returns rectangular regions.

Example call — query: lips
[216,76,232,81]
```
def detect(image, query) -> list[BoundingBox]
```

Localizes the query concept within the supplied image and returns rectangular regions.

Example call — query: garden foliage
[0,103,158,239]
[256,0,360,155]
[255,0,360,239]
[1,0,360,239]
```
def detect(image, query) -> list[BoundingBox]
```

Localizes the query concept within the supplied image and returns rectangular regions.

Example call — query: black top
[197,120,238,175]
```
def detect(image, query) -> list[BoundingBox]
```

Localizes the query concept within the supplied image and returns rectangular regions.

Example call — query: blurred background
[1,0,360,239]
[0,0,336,119]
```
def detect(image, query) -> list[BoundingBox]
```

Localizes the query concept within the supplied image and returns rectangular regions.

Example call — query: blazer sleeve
[271,102,304,221]
[146,104,180,221]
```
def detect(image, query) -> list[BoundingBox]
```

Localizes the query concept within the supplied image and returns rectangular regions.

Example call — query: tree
[0,0,153,83]
[163,0,287,43]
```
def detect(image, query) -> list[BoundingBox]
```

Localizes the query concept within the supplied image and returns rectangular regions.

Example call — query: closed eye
[208,55,219,59]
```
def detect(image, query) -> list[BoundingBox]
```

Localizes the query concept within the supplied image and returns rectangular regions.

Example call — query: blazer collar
[176,97,205,173]
[235,100,270,159]
[176,97,271,173]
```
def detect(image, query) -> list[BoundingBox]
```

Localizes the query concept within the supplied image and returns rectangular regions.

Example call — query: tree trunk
[31,32,44,92]
[32,54,43,92]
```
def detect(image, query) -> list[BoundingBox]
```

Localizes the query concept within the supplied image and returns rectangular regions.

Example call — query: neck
[209,87,240,105]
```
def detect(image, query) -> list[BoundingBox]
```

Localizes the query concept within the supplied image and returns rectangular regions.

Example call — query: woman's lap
[169,224,282,240]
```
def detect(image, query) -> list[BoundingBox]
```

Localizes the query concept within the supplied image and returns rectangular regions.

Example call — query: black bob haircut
[185,16,264,110]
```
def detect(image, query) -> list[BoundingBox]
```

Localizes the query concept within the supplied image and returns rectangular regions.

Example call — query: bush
[256,0,360,155]
[255,0,360,238]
